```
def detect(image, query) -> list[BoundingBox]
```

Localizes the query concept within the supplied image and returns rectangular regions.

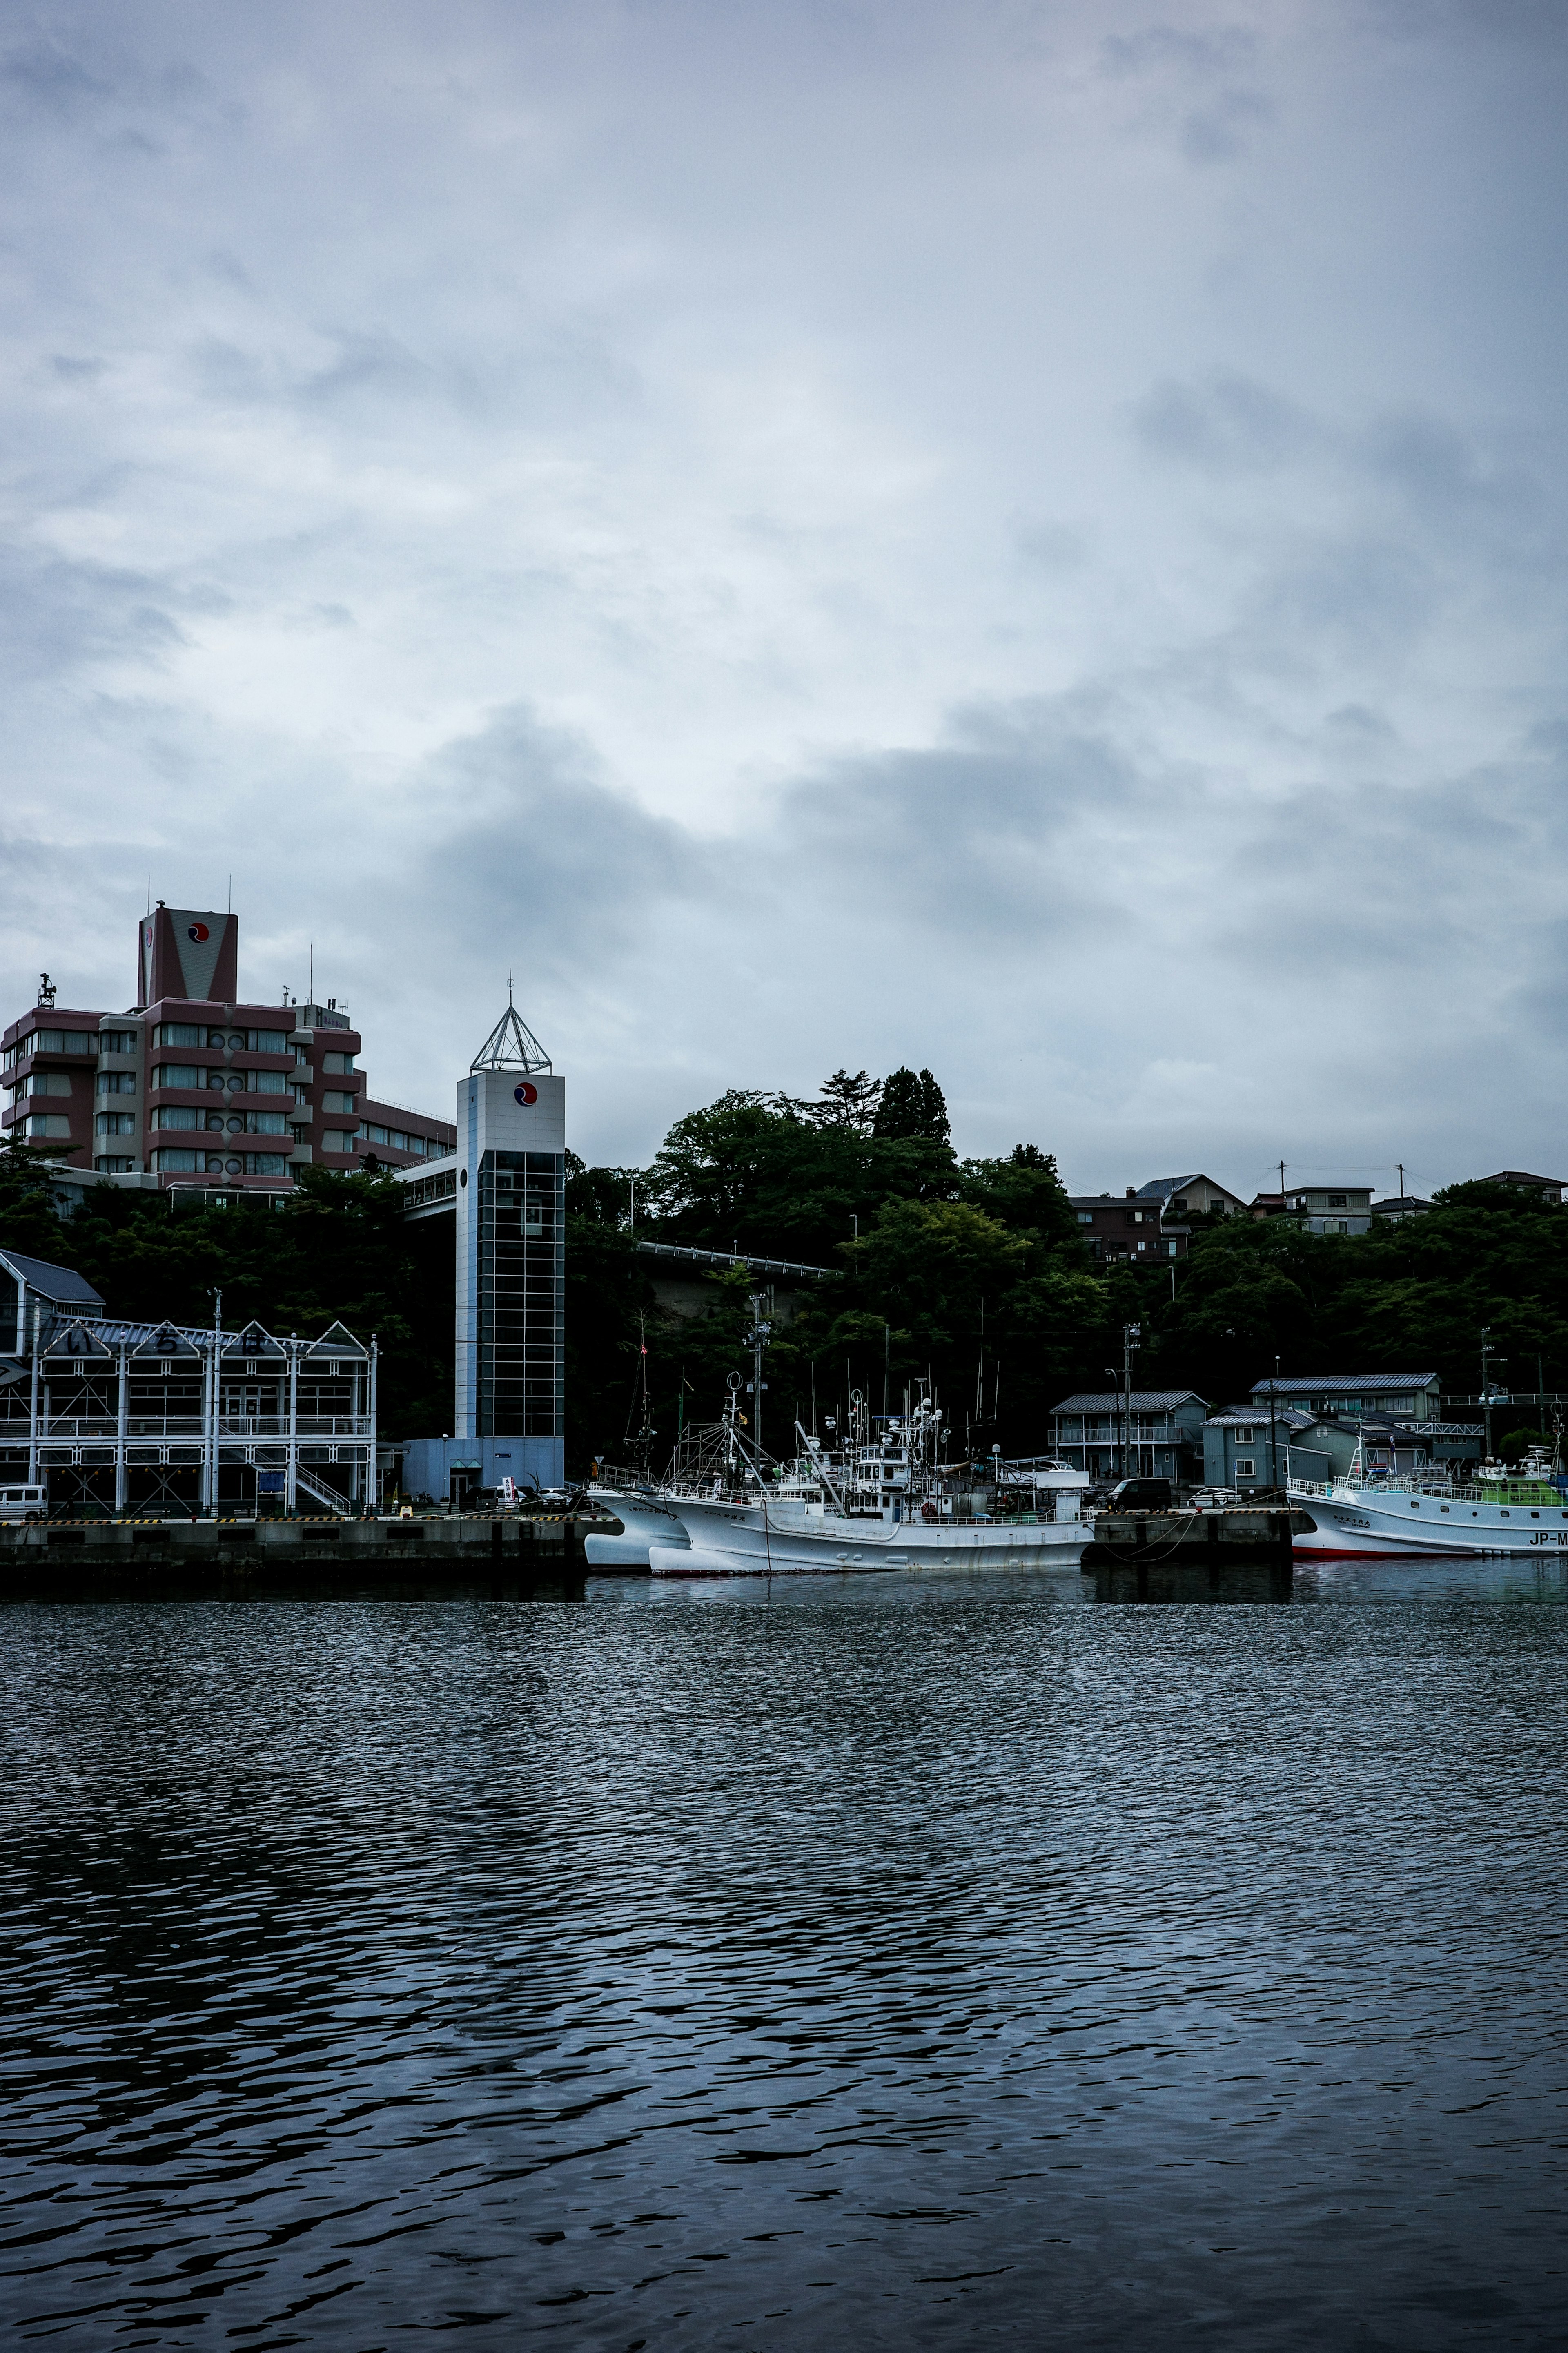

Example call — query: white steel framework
[0,1308,377,1516]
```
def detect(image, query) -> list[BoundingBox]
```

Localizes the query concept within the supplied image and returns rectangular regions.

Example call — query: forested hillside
[4,1077,1564,1475]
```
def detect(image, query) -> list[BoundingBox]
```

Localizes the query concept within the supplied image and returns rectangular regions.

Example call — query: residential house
[1370,1194,1433,1223]
[1068,1190,1189,1264]
[1135,1174,1247,1218]
[1473,1171,1567,1203]
[1049,1389,1208,1483]
[1251,1371,1441,1421]
[1281,1185,1373,1236]
[1203,1406,1314,1493]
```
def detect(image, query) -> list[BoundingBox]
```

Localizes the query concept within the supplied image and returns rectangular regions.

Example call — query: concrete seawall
[0,1515,601,1599]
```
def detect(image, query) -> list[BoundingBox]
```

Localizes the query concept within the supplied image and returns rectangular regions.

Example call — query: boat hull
[585,1488,692,1570]
[1292,1486,1568,1558]
[653,1497,1088,1576]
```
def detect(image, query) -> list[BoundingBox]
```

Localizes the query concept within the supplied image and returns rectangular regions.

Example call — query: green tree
[873,1066,950,1143]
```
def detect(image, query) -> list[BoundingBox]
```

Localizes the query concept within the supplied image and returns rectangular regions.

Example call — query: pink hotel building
[1,906,455,1201]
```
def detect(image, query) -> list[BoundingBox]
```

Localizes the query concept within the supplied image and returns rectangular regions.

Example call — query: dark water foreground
[2,1561,1566,2350]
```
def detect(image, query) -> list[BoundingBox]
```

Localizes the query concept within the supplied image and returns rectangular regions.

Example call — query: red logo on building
[514,1082,537,1106]
[188,922,209,943]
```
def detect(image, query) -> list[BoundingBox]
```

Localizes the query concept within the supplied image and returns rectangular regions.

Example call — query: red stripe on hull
[1292,1543,1481,1560]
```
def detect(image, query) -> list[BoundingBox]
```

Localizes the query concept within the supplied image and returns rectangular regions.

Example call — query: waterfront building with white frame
[0,1250,376,1516]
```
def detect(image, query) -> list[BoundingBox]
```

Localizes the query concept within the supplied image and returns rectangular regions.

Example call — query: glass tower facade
[474,1147,565,1440]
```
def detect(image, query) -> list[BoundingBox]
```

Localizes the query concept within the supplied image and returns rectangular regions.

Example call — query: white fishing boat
[1290,1442,1568,1557]
[586,1410,786,1568]
[650,1393,1092,1577]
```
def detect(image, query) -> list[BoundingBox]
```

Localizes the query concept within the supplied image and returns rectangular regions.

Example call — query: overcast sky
[5,0,1567,1196]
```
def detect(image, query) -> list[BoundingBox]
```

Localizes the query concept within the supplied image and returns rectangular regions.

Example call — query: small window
[1328,1193,1347,1208]
[1076,1211,1094,1225]
[154,1022,203,1048]
[1235,1459,1255,1476]
[247,1030,289,1053]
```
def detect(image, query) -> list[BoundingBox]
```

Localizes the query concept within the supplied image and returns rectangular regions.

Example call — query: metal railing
[5,1415,372,1441]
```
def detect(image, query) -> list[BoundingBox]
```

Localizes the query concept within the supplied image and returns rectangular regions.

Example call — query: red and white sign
[188,921,209,943]
[514,1082,537,1106]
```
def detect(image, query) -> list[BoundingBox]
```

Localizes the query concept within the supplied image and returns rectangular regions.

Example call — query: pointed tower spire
[470,992,552,1073]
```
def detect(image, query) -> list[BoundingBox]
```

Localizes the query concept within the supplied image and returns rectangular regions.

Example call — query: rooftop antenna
[145,875,151,915]
[308,943,313,1006]
[227,874,232,914]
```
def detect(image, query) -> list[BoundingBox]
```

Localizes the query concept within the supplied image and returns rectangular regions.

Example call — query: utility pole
[747,1291,771,1457]
[1269,1353,1282,1497]
[1123,1323,1141,1477]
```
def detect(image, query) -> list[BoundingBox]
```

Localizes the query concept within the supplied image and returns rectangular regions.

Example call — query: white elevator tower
[451,997,566,1492]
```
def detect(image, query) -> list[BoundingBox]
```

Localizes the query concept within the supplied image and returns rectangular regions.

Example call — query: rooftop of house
[1474,1171,1567,1191]
[0,1250,105,1312]
[1247,1372,1438,1397]
[1135,1174,1241,1202]
[1051,1389,1207,1414]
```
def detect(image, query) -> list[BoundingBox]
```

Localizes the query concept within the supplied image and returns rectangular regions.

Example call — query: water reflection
[1,1578,1565,2348]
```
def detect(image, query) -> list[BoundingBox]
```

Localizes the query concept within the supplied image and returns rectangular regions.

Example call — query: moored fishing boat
[651,1393,1092,1576]
[1289,1442,1568,1557]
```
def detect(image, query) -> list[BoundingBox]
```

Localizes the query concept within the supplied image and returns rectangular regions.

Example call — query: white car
[1185,1486,1239,1510]
[0,1484,47,1522]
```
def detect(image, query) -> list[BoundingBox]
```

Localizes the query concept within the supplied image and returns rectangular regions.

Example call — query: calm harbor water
[2,1561,1566,2349]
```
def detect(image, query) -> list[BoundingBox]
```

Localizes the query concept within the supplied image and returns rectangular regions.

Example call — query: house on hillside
[1473,1171,1567,1203]
[1370,1195,1433,1224]
[1068,1191,1188,1263]
[1282,1186,1373,1235]
[1136,1174,1245,1218]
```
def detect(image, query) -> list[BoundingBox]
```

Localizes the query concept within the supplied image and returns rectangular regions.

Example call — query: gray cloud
[3,0,1568,1193]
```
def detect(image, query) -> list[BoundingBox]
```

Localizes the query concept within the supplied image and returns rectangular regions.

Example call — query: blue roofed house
[1136,1175,1247,1218]
[1203,1371,1476,1492]
[1049,1389,1208,1483]
[0,1248,104,1354]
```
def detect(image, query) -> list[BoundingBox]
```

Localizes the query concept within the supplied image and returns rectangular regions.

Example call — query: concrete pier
[0,1514,603,1600]
[1083,1506,1310,1574]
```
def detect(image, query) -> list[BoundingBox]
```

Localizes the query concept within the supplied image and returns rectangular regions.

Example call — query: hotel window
[153,1022,203,1048]
[245,1153,289,1175]
[247,1068,286,1093]
[96,1155,137,1174]
[290,1084,310,1104]
[322,1129,357,1153]
[365,1124,390,1145]
[95,1112,137,1136]
[25,1114,71,1137]
[247,1030,289,1053]
[151,1147,200,1172]
[96,1071,135,1095]
[152,1065,203,1090]
[244,1111,289,1135]
[99,1030,139,1055]
[323,1089,357,1114]
[321,1051,357,1074]
[27,1071,73,1096]
[154,1105,202,1130]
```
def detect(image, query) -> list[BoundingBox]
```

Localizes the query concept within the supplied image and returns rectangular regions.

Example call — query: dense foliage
[4,1108,1564,1473]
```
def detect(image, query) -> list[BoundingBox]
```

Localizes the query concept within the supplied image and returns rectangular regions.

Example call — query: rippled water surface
[3,1563,1567,2349]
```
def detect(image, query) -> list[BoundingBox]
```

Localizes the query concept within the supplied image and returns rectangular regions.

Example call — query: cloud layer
[4,0,1568,1200]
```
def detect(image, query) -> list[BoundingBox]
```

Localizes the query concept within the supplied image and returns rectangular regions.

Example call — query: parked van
[1107,1477,1173,1512]
[0,1485,47,1522]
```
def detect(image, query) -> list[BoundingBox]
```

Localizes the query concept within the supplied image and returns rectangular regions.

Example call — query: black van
[1107,1477,1173,1512]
